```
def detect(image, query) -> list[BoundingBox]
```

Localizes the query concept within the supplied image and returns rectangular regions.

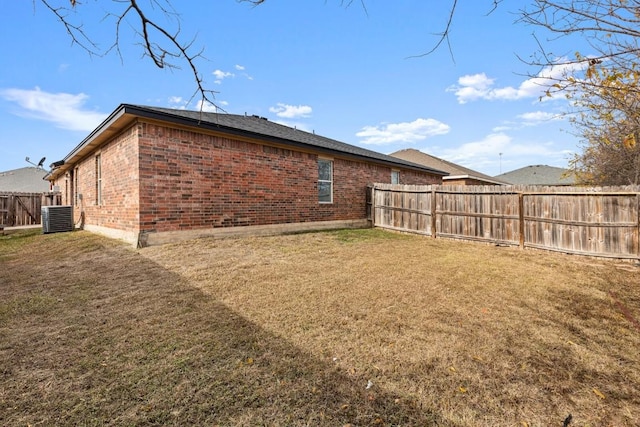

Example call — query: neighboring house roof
[389,148,508,185]
[0,167,50,192]
[495,165,577,185]
[48,104,448,180]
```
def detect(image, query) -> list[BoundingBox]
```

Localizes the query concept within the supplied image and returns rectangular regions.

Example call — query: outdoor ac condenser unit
[42,205,74,234]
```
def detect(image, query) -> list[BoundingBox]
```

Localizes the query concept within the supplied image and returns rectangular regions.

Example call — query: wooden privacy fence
[367,184,640,260]
[0,192,62,227]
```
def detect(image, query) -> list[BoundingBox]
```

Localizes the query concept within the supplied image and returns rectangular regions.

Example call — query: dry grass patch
[1,228,639,426]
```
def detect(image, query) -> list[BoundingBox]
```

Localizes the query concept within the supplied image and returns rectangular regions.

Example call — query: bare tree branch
[407,0,502,61]
[519,1,640,184]
[41,0,491,112]
[39,0,101,55]
[406,0,458,61]
[39,0,218,112]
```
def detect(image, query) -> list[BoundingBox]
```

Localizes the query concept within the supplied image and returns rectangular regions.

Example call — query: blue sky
[1,1,584,176]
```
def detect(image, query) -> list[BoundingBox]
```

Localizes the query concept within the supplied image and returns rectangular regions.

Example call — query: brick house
[390,149,508,186]
[46,104,446,246]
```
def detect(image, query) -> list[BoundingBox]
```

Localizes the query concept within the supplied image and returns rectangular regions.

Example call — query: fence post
[519,193,525,249]
[636,194,640,259]
[8,195,15,226]
[366,185,374,226]
[431,187,437,238]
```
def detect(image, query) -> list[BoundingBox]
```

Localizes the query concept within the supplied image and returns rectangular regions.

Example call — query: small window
[95,154,102,206]
[391,170,400,184]
[318,158,333,203]
[74,168,79,206]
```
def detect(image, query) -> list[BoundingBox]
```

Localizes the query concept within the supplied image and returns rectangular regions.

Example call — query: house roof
[389,148,508,185]
[494,165,577,185]
[48,104,448,180]
[0,167,50,192]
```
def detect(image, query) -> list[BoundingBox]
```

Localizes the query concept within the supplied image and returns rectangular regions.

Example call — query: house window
[95,154,102,206]
[318,158,333,203]
[391,170,400,184]
[74,168,79,206]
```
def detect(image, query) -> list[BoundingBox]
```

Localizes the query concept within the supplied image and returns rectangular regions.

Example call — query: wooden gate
[0,192,62,227]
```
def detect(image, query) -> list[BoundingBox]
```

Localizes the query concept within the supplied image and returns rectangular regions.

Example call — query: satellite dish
[25,156,47,169]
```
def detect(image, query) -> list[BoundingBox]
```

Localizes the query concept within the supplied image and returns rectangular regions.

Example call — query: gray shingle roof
[129,105,448,176]
[495,165,576,185]
[389,149,508,185]
[0,167,50,192]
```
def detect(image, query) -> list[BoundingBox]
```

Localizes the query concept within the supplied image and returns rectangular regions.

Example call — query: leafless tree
[44,1,639,117]
[39,0,217,109]
[519,0,640,94]
[516,1,640,184]
[40,0,502,110]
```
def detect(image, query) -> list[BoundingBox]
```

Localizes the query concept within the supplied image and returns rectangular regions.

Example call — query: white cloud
[212,69,234,83]
[194,99,228,112]
[195,100,218,112]
[439,133,512,164]
[269,103,312,119]
[450,73,496,103]
[448,61,588,104]
[430,132,573,174]
[447,72,538,104]
[167,96,188,109]
[168,96,228,112]
[356,118,450,145]
[213,66,253,82]
[517,111,563,125]
[234,64,254,80]
[1,87,106,131]
[491,110,564,132]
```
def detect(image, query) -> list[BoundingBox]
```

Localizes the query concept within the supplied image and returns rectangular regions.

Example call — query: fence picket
[370,184,640,260]
[0,192,62,227]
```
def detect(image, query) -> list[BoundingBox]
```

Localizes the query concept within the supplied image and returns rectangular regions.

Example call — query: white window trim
[74,167,79,206]
[318,157,333,204]
[391,169,400,184]
[96,153,102,206]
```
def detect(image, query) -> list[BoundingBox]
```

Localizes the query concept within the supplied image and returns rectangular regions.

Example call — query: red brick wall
[136,121,440,233]
[53,125,140,231]
[399,169,442,186]
[52,176,69,205]
[93,125,140,231]
[53,120,440,236]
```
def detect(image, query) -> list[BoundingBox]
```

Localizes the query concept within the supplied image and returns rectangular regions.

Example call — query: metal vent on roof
[42,206,73,234]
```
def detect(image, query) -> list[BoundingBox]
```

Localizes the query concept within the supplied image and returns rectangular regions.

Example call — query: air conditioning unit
[42,205,74,234]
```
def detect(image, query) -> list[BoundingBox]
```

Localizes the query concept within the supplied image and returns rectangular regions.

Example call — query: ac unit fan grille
[42,206,74,234]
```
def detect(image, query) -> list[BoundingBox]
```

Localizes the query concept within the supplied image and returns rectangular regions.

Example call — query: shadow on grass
[1,231,447,426]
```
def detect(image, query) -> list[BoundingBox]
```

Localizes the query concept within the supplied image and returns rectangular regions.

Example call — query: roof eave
[48,104,139,181]
[128,106,448,175]
[443,174,508,185]
[49,104,449,179]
